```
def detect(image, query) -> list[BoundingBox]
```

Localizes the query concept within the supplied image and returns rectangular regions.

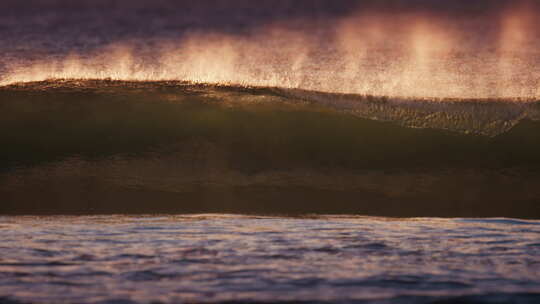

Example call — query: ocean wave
[1,79,540,172]
[2,79,538,135]
[1,80,540,217]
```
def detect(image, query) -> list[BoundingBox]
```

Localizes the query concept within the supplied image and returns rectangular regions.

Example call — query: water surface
[1,215,539,304]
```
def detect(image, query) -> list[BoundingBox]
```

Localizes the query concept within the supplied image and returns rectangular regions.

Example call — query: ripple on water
[0,215,539,304]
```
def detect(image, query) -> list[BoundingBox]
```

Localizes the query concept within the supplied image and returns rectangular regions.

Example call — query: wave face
[1,80,540,218]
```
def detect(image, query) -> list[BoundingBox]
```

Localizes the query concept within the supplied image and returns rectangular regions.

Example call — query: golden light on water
[1,5,539,100]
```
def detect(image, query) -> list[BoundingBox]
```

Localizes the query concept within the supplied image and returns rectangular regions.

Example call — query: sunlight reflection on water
[0,215,539,303]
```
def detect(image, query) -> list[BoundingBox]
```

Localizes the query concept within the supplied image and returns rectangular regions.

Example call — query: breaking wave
[2,79,539,136]
[1,79,540,218]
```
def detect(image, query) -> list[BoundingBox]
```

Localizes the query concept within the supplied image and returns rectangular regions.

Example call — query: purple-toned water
[1,215,540,304]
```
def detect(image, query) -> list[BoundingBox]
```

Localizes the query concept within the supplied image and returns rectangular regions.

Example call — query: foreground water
[0,215,539,304]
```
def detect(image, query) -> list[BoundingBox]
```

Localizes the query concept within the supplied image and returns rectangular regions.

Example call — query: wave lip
[2,78,539,136]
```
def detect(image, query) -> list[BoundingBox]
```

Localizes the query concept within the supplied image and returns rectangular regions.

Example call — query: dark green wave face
[1,80,540,218]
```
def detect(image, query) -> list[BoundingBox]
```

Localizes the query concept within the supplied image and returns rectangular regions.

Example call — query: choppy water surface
[0,215,539,304]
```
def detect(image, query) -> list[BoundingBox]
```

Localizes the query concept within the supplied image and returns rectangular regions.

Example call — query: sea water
[0,215,539,304]
[2,2,540,303]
